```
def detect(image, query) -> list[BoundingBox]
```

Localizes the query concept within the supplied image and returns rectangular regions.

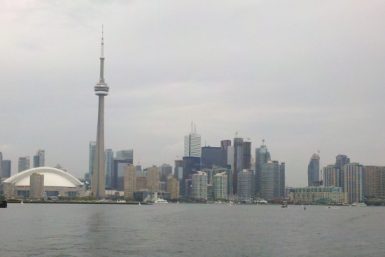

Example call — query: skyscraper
[308,153,320,186]
[113,150,134,191]
[343,163,363,203]
[33,149,45,168]
[335,154,350,187]
[159,163,173,182]
[255,142,271,197]
[232,137,244,194]
[146,166,160,192]
[105,148,114,189]
[92,28,109,199]
[242,141,251,170]
[167,176,179,200]
[18,156,30,173]
[124,164,136,200]
[201,146,227,169]
[184,124,201,158]
[260,160,285,201]
[323,165,340,187]
[88,141,96,176]
[1,160,11,178]
[237,169,254,202]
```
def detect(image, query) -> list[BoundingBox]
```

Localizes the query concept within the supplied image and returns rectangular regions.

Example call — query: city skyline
[1,1,385,187]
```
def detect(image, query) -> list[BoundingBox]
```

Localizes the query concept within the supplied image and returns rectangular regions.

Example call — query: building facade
[167,176,179,200]
[146,166,160,192]
[124,165,136,200]
[343,163,363,203]
[213,172,228,200]
[237,169,254,202]
[289,186,346,205]
[192,171,207,201]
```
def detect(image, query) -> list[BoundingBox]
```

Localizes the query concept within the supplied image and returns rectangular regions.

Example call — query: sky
[1,0,385,186]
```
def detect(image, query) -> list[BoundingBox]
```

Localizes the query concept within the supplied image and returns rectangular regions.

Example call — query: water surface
[0,204,384,257]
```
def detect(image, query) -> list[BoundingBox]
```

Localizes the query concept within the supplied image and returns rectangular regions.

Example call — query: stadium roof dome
[3,167,83,188]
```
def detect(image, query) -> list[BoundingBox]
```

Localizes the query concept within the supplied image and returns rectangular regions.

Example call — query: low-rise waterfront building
[289,186,346,205]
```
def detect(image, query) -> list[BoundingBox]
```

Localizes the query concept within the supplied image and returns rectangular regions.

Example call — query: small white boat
[154,198,168,204]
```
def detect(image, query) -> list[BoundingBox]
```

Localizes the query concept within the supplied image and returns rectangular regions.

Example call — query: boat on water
[154,198,168,204]
[281,201,288,208]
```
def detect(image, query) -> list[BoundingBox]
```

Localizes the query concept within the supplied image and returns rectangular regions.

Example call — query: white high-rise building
[192,171,207,200]
[184,123,201,158]
[343,163,363,203]
[213,172,228,200]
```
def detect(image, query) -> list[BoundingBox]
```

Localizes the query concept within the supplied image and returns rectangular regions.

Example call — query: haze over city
[1,0,385,186]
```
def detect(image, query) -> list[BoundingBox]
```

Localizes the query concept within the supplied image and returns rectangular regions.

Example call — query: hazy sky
[1,0,385,186]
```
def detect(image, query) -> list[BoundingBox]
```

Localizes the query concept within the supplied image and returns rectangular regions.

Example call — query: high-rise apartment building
[30,173,44,199]
[363,166,385,199]
[255,143,271,196]
[336,154,350,188]
[184,125,201,158]
[136,176,147,191]
[213,172,228,200]
[343,163,363,203]
[192,171,207,201]
[18,156,30,173]
[124,165,136,200]
[33,149,45,168]
[146,166,160,192]
[167,176,179,200]
[323,165,340,187]
[237,169,254,202]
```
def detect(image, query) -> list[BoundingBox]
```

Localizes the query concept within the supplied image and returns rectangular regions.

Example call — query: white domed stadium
[2,167,84,199]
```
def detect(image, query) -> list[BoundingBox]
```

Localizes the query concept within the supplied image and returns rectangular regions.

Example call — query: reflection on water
[0,204,385,257]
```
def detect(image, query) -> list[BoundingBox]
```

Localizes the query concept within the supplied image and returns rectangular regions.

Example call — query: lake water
[0,203,384,257]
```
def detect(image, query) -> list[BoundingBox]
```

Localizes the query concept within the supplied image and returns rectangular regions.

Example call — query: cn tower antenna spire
[101,24,104,58]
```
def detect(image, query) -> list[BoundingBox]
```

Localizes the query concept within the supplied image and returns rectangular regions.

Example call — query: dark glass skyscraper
[308,153,320,186]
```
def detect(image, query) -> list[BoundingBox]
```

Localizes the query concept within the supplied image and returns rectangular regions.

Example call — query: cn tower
[92,27,109,199]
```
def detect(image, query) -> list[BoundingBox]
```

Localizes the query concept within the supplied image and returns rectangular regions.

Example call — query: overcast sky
[1,0,385,186]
